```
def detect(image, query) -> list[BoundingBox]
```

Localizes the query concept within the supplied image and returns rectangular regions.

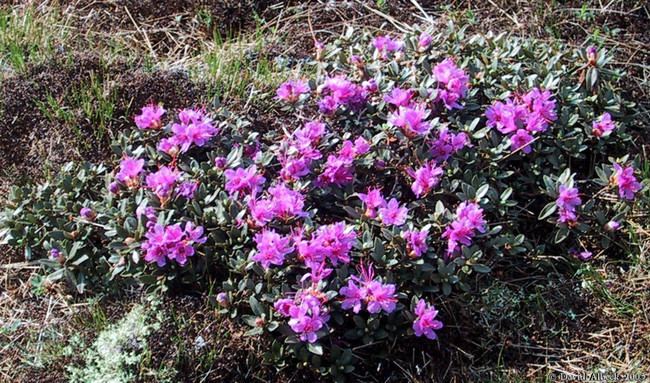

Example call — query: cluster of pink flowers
[252,229,294,269]
[388,105,433,136]
[296,222,357,267]
[357,188,409,226]
[591,112,616,138]
[412,299,443,340]
[318,75,367,114]
[277,121,326,180]
[401,228,429,258]
[372,35,403,59]
[158,108,219,156]
[247,184,307,226]
[318,137,370,186]
[556,184,581,224]
[379,198,409,226]
[274,288,330,343]
[115,156,145,188]
[141,222,206,266]
[134,103,166,130]
[146,166,179,202]
[486,88,557,153]
[276,79,310,103]
[340,263,397,314]
[612,164,642,200]
[429,127,470,162]
[432,58,469,110]
[407,160,444,197]
[441,202,487,256]
[224,165,266,197]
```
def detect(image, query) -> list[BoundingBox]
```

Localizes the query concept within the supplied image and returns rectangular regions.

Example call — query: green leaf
[472,264,491,273]
[307,343,323,355]
[538,202,557,220]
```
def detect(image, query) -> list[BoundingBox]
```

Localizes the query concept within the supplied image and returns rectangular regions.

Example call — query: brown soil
[0,53,207,194]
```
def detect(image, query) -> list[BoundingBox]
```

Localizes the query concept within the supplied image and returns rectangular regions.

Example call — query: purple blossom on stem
[116,156,145,187]
[79,207,95,221]
[134,103,165,130]
[432,58,469,110]
[146,166,179,201]
[340,262,397,314]
[418,32,433,50]
[592,112,616,138]
[412,299,443,340]
[252,229,294,269]
[441,201,486,256]
[510,129,534,154]
[407,161,444,197]
[378,198,408,226]
[358,187,386,219]
[556,184,581,224]
[224,166,266,197]
[384,88,414,107]
[388,105,432,136]
[276,79,310,102]
[402,228,428,258]
[372,35,403,59]
[142,222,206,266]
[612,164,642,200]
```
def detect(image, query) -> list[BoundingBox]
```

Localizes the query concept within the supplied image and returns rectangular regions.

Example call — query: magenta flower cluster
[556,184,581,224]
[274,288,330,343]
[441,202,487,256]
[340,263,397,314]
[142,222,206,267]
[486,88,557,153]
[412,299,443,340]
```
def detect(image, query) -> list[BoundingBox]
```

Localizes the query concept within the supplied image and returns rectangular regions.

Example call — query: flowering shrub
[0,24,646,377]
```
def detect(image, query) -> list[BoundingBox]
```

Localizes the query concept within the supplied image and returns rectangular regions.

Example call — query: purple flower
[275,288,331,344]
[358,187,386,218]
[214,156,227,169]
[442,201,486,256]
[372,35,403,59]
[288,305,326,343]
[378,198,408,226]
[142,222,206,267]
[510,129,534,154]
[407,161,444,197]
[384,88,414,107]
[310,222,356,266]
[572,249,593,261]
[79,207,95,221]
[176,181,198,199]
[216,292,229,307]
[592,112,615,138]
[612,164,642,200]
[116,156,145,186]
[247,198,276,227]
[318,95,338,115]
[418,32,433,50]
[388,105,432,136]
[321,76,367,111]
[362,79,378,93]
[267,184,306,220]
[522,88,557,128]
[412,299,443,340]
[109,181,120,194]
[170,108,218,153]
[340,263,397,314]
[49,248,61,260]
[134,103,165,130]
[556,184,581,224]
[318,154,354,186]
[430,127,470,162]
[224,166,266,197]
[485,100,523,134]
[276,79,310,102]
[252,229,294,269]
[402,228,428,258]
[432,58,469,109]
[605,220,621,232]
[146,166,179,201]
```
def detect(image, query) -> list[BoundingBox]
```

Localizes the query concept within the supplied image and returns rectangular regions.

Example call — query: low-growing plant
[1,23,646,379]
